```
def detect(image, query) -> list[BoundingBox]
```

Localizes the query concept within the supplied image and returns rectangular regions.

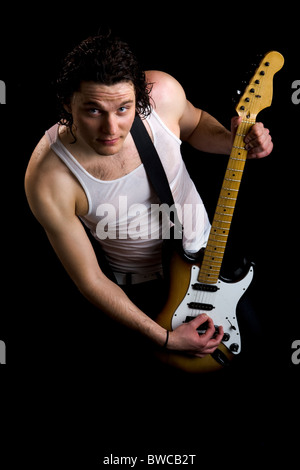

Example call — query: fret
[198,274,219,284]
[210,231,229,237]
[218,196,236,200]
[213,220,231,225]
[215,211,233,217]
[224,177,241,183]
[210,232,228,238]
[217,203,235,209]
[202,260,222,268]
[227,168,243,172]
[211,225,230,231]
[200,267,220,275]
[205,244,226,251]
[202,251,223,259]
[212,225,230,231]
[217,198,236,205]
[204,243,225,250]
[232,145,246,150]
[209,239,227,245]
[199,271,219,277]
[230,157,246,162]
[206,250,224,260]
[241,119,255,124]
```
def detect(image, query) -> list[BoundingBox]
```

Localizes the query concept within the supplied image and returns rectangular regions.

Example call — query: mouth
[97,137,120,146]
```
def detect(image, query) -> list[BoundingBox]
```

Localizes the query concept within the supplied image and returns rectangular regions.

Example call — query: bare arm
[46,219,168,346]
[148,71,273,158]
[25,145,223,356]
[25,168,168,347]
[148,71,231,154]
[181,104,232,154]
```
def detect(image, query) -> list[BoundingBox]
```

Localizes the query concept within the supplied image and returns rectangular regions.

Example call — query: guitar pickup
[192,283,219,292]
[187,302,215,311]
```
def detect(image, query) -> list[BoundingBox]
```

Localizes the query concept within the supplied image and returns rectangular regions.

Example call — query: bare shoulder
[145,71,187,133]
[25,135,82,231]
[145,70,201,141]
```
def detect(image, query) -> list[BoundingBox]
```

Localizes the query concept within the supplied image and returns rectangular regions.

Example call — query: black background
[1,4,299,467]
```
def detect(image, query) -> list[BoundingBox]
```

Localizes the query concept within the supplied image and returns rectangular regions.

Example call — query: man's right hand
[166,314,224,358]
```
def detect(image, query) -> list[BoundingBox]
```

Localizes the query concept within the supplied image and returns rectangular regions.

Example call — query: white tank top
[45,110,211,273]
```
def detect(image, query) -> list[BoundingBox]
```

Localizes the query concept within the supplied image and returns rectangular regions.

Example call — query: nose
[101,113,118,136]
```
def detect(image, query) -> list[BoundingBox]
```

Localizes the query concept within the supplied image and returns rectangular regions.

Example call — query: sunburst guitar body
[156,249,254,373]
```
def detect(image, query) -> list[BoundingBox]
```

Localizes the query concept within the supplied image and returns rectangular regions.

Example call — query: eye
[118,106,127,113]
[88,108,100,115]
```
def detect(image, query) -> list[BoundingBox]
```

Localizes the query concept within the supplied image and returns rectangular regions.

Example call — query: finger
[231,116,242,135]
[190,315,217,340]
[246,131,273,158]
[193,325,225,357]
[246,130,270,150]
[213,324,224,343]
[194,341,222,358]
[200,316,217,339]
[247,140,273,159]
[244,122,265,142]
[207,327,224,346]
[189,313,209,328]
[244,123,270,145]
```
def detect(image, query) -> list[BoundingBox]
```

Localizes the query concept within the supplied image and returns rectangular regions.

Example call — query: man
[25,34,273,360]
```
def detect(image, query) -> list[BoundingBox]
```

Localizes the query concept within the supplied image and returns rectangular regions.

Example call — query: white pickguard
[171,264,254,354]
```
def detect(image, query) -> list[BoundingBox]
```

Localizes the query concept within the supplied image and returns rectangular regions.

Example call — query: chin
[94,141,122,156]
[94,146,118,156]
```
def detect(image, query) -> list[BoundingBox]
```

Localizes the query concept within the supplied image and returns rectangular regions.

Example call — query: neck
[198,119,255,284]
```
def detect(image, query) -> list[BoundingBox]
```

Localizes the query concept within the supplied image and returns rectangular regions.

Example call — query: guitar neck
[198,120,255,284]
[196,50,284,284]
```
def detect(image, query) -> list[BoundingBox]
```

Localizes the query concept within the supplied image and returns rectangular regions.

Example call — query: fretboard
[198,120,254,284]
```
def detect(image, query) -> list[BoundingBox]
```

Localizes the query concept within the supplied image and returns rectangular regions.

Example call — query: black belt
[113,270,164,285]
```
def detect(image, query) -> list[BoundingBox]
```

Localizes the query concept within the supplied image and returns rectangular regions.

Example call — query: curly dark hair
[56,33,152,133]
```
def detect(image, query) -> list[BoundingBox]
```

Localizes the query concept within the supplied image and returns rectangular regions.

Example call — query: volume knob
[222,333,230,342]
[230,343,239,353]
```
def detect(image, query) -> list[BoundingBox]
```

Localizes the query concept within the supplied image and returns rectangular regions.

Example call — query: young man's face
[67,80,136,156]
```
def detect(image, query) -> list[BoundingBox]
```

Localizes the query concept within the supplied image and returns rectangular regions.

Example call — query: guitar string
[191,72,262,323]
[193,118,251,321]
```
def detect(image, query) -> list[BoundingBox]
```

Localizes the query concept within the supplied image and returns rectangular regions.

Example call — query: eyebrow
[83,99,135,108]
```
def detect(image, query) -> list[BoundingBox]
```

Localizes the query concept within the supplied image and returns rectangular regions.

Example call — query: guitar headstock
[236,51,284,119]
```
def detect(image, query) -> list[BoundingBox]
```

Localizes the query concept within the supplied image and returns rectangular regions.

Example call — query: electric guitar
[155,51,284,373]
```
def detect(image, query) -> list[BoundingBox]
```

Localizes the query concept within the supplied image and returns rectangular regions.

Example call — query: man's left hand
[231,116,273,159]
